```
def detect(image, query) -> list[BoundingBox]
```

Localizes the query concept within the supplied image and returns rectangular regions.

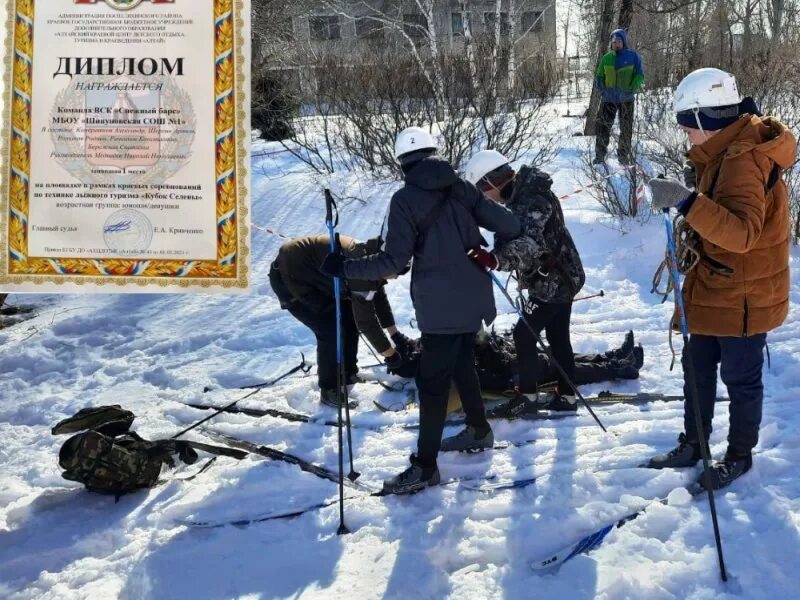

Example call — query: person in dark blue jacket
[594,29,644,165]
[321,127,520,494]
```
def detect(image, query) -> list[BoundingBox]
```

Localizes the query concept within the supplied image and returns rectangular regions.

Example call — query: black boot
[320,388,358,410]
[486,392,539,420]
[381,454,441,495]
[697,449,753,491]
[632,344,644,369]
[541,391,578,412]
[613,331,635,360]
[645,433,703,469]
[612,361,639,380]
[440,425,494,452]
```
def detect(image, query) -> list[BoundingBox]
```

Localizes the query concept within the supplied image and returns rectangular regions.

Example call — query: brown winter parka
[682,114,796,337]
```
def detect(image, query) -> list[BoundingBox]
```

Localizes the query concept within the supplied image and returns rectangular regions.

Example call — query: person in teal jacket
[594,29,644,165]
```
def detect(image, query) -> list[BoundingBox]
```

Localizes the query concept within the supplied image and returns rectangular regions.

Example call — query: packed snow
[1,106,800,599]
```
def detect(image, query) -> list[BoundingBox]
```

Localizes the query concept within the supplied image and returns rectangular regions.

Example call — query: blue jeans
[683,333,767,455]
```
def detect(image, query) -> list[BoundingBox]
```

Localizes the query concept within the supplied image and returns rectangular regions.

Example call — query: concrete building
[262,1,558,99]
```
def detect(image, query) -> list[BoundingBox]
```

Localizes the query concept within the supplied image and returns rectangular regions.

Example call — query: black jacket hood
[404,157,459,191]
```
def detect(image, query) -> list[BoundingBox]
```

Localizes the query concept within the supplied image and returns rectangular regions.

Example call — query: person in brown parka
[646,68,796,490]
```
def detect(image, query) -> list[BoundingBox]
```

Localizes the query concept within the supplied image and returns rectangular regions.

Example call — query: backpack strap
[147,439,248,463]
[415,185,453,238]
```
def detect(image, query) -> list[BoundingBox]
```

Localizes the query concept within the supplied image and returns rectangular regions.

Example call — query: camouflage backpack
[52,406,245,498]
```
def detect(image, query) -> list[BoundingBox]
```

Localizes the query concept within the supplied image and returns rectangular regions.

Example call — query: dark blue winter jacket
[343,157,521,334]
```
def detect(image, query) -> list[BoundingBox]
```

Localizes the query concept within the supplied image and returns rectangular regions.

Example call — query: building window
[452,12,464,37]
[355,17,383,40]
[309,15,341,41]
[521,11,544,34]
[403,13,428,39]
[483,12,510,36]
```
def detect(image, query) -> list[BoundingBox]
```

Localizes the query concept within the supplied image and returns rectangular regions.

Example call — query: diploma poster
[1,0,250,292]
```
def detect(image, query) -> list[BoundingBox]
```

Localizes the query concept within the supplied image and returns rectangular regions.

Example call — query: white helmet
[394,127,437,160]
[673,68,741,113]
[465,149,510,185]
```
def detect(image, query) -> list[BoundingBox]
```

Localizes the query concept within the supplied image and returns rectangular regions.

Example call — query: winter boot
[381,454,440,495]
[486,392,539,420]
[632,344,644,370]
[696,448,753,491]
[320,388,358,410]
[605,330,635,361]
[541,391,578,412]
[644,433,703,469]
[612,361,639,380]
[440,425,494,453]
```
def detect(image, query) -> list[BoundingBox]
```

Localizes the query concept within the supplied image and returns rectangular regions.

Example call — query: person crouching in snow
[269,235,414,408]
[321,127,520,494]
[646,68,796,490]
[463,150,586,419]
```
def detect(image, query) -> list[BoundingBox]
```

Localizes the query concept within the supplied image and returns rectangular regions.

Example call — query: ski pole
[661,207,727,581]
[488,272,609,434]
[327,199,358,482]
[202,354,312,393]
[574,290,605,303]
[325,189,358,536]
[173,354,310,440]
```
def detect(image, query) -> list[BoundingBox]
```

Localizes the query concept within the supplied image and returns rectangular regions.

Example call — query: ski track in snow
[2,112,800,599]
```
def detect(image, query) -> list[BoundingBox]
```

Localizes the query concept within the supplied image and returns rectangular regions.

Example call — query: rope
[651,214,702,369]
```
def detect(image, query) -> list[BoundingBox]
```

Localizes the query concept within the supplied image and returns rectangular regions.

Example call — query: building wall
[263,0,557,98]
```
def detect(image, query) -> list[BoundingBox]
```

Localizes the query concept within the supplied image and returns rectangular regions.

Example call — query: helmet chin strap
[693,107,708,139]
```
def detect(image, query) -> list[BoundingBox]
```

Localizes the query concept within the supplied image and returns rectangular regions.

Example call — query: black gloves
[384,351,404,375]
[391,331,418,357]
[320,252,347,278]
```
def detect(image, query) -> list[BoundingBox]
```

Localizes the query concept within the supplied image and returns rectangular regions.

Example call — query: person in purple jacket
[594,29,645,165]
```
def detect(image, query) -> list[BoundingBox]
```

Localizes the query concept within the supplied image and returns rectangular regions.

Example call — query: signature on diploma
[104,220,132,234]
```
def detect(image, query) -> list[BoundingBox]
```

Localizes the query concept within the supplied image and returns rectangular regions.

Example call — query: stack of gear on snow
[400,330,643,391]
[52,406,245,498]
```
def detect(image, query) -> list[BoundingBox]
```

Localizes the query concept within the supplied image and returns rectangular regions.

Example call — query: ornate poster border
[0,0,250,289]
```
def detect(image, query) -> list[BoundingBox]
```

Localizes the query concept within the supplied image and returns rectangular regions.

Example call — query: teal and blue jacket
[595,29,644,104]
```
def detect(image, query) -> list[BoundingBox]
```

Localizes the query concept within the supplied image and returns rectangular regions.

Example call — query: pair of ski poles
[324,189,360,536]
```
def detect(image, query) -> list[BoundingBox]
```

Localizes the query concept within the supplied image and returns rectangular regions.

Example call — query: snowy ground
[1,108,800,599]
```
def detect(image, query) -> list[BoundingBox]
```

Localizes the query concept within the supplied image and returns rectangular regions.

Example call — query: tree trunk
[460,2,479,94]
[583,0,616,135]
[508,0,517,91]
[771,0,785,42]
[618,0,633,30]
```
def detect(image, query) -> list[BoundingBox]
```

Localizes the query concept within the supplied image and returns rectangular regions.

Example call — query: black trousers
[683,333,767,455]
[595,101,634,161]
[539,354,633,385]
[416,332,489,466]
[287,300,359,391]
[514,302,575,395]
